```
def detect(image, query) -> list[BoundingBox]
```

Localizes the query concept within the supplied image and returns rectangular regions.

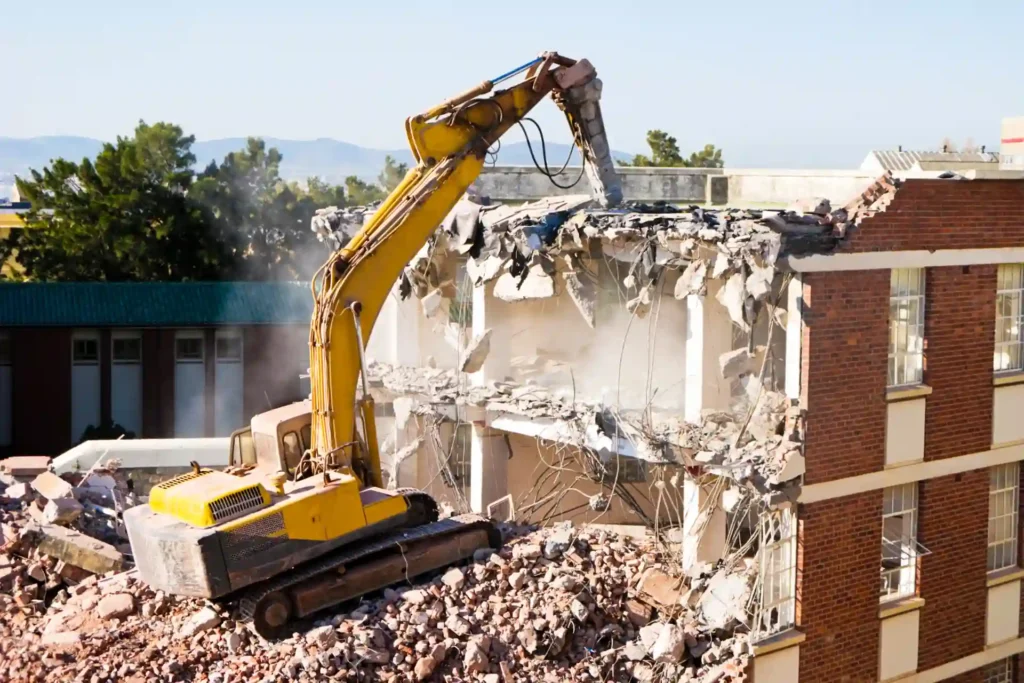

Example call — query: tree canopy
[620,130,724,168]
[4,122,402,282]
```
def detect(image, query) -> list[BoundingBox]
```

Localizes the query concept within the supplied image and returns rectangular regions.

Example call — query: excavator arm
[309,53,621,485]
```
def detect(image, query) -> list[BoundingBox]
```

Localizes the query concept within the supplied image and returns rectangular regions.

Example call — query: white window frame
[881,483,929,602]
[889,268,926,387]
[71,330,100,365]
[995,264,1023,373]
[111,330,142,365]
[982,657,1013,683]
[175,330,205,363]
[215,329,243,363]
[753,506,797,641]
[989,462,1020,574]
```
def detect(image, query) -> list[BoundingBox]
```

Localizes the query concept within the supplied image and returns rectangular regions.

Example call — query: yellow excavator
[124,52,621,637]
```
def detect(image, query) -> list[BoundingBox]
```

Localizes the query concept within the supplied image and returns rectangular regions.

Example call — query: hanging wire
[516,117,587,190]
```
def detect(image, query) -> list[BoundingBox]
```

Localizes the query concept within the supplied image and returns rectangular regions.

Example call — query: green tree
[191,138,347,280]
[344,175,386,205]
[4,121,231,281]
[377,155,409,192]
[620,130,724,168]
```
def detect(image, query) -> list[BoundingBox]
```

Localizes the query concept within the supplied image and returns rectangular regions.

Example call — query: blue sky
[4,0,1022,167]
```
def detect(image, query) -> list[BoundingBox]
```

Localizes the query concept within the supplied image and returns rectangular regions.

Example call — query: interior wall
[481,257,689,413]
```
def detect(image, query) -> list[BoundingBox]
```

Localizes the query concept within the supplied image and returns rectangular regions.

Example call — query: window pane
[176,337,203,361]
[73,338,98,363]
[112,337,141,362]
[216,336,242,361]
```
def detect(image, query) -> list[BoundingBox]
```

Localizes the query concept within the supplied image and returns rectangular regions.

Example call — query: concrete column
[682,475,727,571]
[784,274,803,401]
[470,426,510,515]
[684,286,734,423]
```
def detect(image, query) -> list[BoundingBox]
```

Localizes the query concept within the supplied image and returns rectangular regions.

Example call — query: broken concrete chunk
[43,498,84,525]
[178,606,221,638]
[421,289,443,318]
[651,623,686,663]
[674,259,708,300]
[638,569,684,608]
[0,455,51,477]
[715,271,750,332]
[441,567,466,591]
[4,482,30,500]
[463,640,489,674]
[36,524,124,575]
[414,655,438,681]
[96,593,134,620]
[719,348,756,380]
[711,253,731,279]
[562,266,596,328]
[460,329,492,374]
[626,286,653,319]
[493,266,554,302]
[392,397,415,430]
[745,263,774,302]
[31,472,74,501]
[639,623,664,653]
[699,570,752,631]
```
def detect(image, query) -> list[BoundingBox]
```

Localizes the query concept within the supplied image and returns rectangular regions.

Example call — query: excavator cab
[234,402,315,479]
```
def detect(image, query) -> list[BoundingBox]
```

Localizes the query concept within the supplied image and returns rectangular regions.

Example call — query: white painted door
[0,333,11,447]
[174,332,206,437]
[214,330,243,437]
[110,331,143,437]
[71,331,101,443]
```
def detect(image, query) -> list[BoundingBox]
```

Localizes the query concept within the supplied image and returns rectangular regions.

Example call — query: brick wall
[142,330,175,438]
[845,179,1024,253]
[11,328,71,455]
[797,491,882,682]
[801,270,889,484]
[916,470,989,670]
[922,265,996,461]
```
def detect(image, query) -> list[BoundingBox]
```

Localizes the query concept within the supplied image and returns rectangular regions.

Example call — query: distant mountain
[0,136,634,191]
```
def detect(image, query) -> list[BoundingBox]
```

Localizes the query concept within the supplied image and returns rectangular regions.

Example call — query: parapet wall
[475,166,876,207]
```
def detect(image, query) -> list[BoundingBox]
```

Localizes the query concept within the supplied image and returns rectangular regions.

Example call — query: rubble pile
[1,494,756,683]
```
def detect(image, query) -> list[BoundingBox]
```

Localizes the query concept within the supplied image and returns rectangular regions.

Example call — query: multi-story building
[359,172,1024,681]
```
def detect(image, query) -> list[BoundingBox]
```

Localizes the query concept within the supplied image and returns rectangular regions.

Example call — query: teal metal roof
[0,282,314,327]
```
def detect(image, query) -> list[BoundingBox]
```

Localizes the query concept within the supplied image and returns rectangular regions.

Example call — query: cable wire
[516,118,587,190]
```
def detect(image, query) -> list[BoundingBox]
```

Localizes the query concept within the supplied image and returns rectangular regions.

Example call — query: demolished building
[319,171,1024,682]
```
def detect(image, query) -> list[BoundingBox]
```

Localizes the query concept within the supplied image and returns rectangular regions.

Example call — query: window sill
[994,372,1024,387]
[752,628,806,656]
[886,385,932,402]
[986,567,1024,588]
[879,596,925,619]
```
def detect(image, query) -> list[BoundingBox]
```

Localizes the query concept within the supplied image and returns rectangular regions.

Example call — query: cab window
[282,431,303,475]
[300,424,312,451]
[230,429,256,466]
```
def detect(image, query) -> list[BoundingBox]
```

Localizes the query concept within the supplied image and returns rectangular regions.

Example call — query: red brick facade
[796,179,1024,681]
[797,492,882,682]
[843,179,1024,253]
[800,269,889,485]
[917,470,989,670]
[922,265,996,462]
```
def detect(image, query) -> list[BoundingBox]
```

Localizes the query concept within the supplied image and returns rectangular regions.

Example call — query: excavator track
[238,502,501,638]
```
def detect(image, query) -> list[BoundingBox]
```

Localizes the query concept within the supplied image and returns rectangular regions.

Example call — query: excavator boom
[310,53,621,481]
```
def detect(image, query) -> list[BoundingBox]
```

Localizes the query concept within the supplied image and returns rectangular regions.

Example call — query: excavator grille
[209,485,268,523]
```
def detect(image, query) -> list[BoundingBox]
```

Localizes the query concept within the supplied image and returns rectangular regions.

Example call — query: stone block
[35,524,124,575]
[31,472,74,501]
